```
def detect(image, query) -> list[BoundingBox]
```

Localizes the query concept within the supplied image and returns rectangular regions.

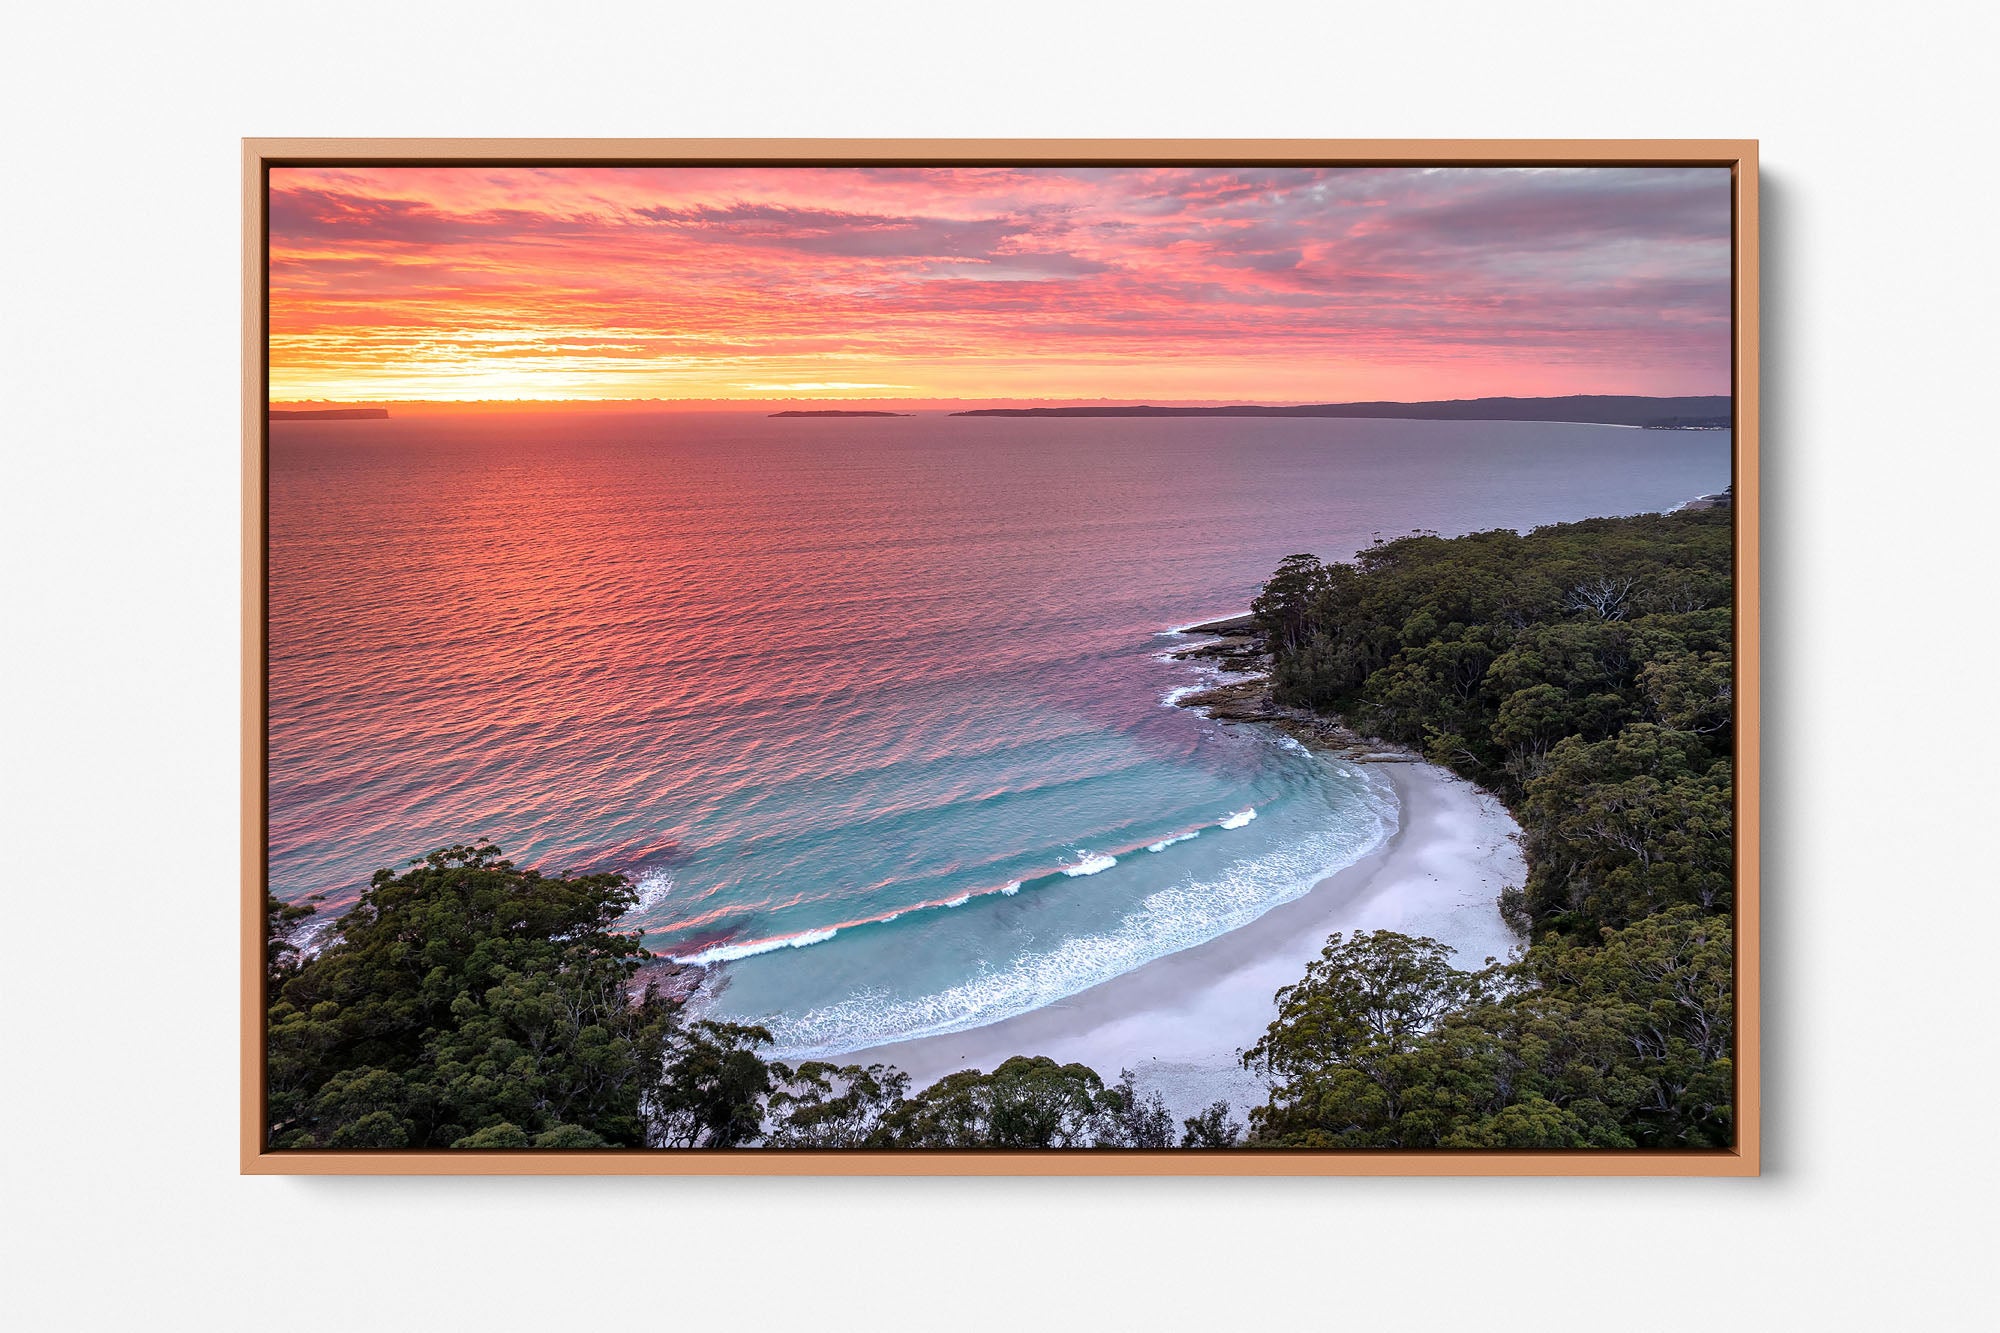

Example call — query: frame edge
[1732,142,1762,1177]
[240,138,1763,1177]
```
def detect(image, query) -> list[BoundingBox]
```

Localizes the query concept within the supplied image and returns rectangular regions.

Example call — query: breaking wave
[670,800,1294,970]
[633,869,675,911]
[761,782,1398,1057]
[680,925,842,965]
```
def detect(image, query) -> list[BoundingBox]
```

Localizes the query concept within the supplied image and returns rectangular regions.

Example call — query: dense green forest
[1242,505,1736,1147]
[266,846,1237,1149]
[267,505,1733,1152]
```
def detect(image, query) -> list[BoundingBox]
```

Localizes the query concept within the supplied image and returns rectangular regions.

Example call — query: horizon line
[268,390,1731,408]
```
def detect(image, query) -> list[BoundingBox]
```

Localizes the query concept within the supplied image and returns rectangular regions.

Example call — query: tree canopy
[267,843,757,1149]
[1243,913,1732,1148]
[265,848,1240,1150]
[1242,506,1737,1148]
[1257,508,1734,938]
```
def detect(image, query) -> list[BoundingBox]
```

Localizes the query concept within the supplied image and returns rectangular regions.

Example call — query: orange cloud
[268,165,1732,403]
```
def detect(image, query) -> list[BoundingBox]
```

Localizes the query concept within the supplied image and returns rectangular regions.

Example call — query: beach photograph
[258,158,1742,1158]
[33,4,2000,1325]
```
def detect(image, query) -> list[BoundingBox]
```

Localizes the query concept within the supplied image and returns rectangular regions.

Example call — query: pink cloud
[267,165,1733,402]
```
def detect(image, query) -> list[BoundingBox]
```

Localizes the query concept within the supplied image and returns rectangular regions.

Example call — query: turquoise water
[267,411,1730,1054]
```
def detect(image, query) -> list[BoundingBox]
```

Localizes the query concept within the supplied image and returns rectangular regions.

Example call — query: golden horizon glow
[269,166,1733,404]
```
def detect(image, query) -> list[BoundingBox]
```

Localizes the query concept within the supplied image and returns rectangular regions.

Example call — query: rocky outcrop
[1168,616,1414,763]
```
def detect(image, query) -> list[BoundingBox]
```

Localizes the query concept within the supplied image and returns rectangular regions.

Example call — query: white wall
[6,2,1996,1328]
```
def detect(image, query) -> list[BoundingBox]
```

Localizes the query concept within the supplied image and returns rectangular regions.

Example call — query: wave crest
[677,925,840,965]
[761,777,1398,1057]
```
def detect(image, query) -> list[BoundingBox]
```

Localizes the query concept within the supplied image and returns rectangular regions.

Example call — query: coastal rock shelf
[1167,621,1413,762]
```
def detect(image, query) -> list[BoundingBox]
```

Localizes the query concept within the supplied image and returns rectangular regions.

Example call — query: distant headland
[769,410,912,418]
[950,394,1729,429]
[270,408,390,421]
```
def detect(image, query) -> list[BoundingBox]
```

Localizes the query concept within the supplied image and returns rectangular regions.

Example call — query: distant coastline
[1676,487,1734,511]
[769,409,911,418]
[951,394,1727,429]
[269,408,390,421]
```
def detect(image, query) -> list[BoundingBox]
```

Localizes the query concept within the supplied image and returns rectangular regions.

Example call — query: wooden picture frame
[244,138,1758,1175]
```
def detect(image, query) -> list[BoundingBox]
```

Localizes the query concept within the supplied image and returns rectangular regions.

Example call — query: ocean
[267,411,1730,1056]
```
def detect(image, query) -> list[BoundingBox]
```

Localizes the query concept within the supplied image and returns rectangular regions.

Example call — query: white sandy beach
[842,757,1525,1124]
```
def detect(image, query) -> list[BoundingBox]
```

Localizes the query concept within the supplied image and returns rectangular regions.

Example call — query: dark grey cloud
[633,202,1024,259]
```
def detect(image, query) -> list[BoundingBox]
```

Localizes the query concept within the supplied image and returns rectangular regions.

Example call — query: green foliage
[448,1121,609,1149]
[758,1060,1242,1150]
[762,1061,911,1148]
[267,843,680,1149]
[879,1056,1114,1148]
[1244,912,1732,1149]
[1505,907,1734,1146]
[1245,507,1736,1150]
[1243,932,1506,1149]
[453,1122,532,1149]
[1251,931,1502,1081]
[646,1019,780,1149]
[531,1124,609,1148]
[268,852,1246,1150]
[1519,726,1733,932]
[1101,1068,1176,1148]
[1180,1100,1244,1148]
[1264,509,1732,938]
[1252,553,1332,654]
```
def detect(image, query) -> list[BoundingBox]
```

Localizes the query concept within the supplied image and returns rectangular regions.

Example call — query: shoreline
[840,753,1524,1123]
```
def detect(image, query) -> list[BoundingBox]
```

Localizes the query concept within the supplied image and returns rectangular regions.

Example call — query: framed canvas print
[243,139,1758,1175]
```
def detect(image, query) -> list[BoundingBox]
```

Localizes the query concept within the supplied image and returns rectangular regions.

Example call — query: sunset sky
[268,165,1733,404]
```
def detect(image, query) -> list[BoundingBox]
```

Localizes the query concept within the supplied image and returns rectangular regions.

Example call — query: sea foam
[1219,808,1257,829]
[677,925,840,965]
[290,916,337,961]
[1062,851,1118,877]
[672,872,1034,968]
[760,772,1399,1058]
[632,869,675,911]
